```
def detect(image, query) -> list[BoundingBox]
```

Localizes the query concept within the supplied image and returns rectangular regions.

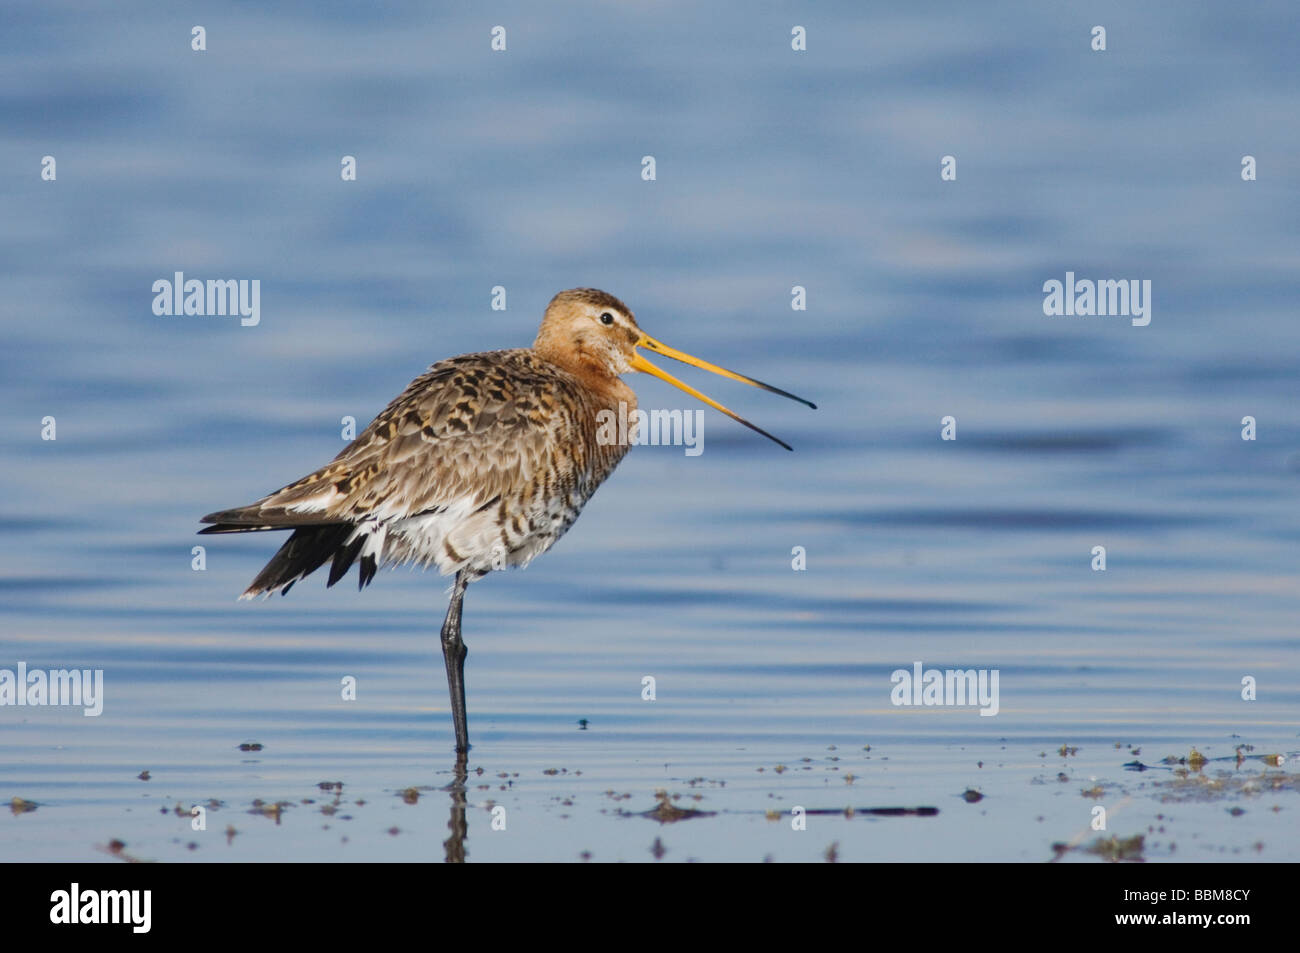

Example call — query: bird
[199,288,815,752]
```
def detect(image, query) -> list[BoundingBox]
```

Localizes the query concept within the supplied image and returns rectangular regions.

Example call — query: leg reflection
[443,749,468,863]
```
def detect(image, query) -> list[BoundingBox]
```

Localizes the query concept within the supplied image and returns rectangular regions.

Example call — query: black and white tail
[199,510,384,599]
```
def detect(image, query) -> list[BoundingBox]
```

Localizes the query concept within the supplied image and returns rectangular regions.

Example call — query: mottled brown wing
[202,350,581,528]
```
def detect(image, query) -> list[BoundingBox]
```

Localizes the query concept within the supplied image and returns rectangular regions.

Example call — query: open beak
[630,333,817,451]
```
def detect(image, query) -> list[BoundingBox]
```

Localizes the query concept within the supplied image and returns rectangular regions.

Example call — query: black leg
[440,570,470,752]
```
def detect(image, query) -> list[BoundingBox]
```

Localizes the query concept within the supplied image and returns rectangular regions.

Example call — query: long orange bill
[630,333,817,451]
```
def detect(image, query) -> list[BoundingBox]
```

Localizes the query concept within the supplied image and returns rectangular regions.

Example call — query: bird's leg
[440,570,470,752]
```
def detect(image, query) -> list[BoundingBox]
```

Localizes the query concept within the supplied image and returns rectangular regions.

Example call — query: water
[2,0,1297,862]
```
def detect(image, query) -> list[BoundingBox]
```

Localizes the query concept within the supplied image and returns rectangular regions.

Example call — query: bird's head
[533,287,816,450]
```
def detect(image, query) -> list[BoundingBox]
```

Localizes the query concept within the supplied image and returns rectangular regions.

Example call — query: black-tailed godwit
[199,289,814,751]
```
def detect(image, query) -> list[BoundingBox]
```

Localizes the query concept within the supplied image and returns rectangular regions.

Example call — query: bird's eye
[599,312,614,326]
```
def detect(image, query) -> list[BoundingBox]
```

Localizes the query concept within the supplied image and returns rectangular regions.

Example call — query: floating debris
[1154,763,1299,804]
[249,800,290,824]
[1086,834,1145,863]
[635,790,716,824]
[800,806,938,817]
[99,839,146,863]
[962,788,983,803]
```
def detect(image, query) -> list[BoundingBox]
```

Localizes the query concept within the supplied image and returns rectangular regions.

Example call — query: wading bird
[200,289,814,751]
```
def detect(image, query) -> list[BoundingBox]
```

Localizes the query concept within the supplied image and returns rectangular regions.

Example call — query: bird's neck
[533,342,628,404]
